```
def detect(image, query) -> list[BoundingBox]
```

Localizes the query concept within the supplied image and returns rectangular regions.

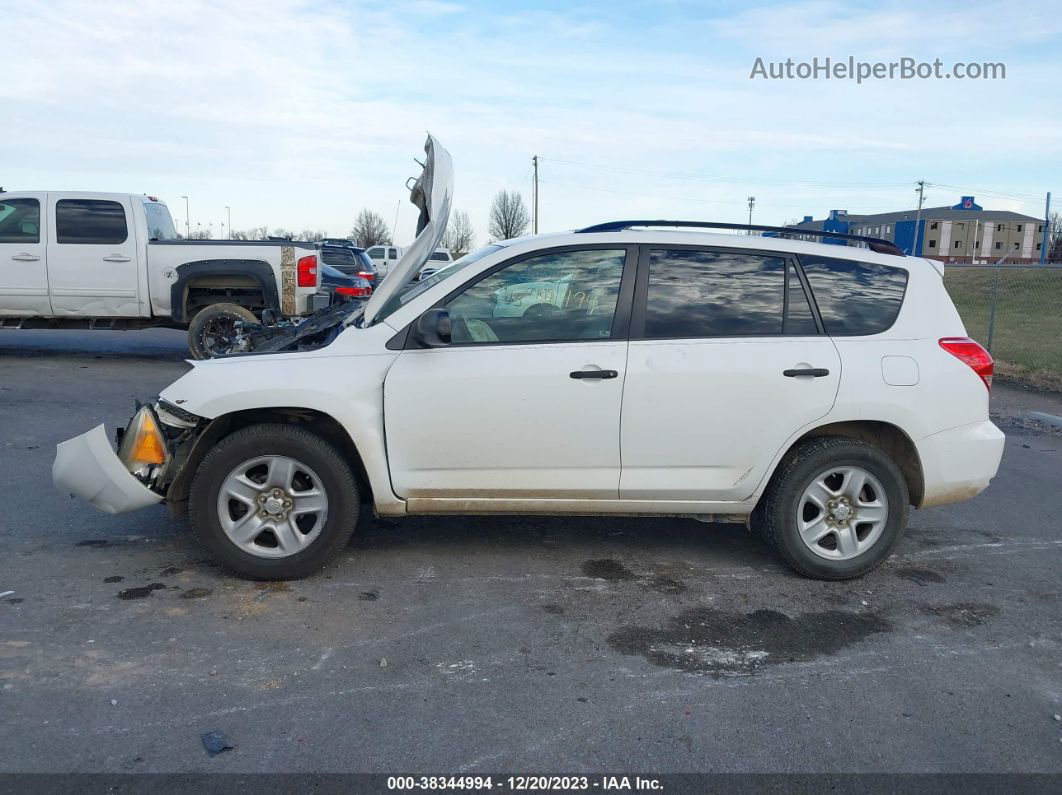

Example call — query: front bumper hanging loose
[52,424,164,514]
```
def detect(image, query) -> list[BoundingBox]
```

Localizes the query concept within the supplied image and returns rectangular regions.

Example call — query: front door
[46,196,140,317]
[384,246,634,500]
[620,246,841,502]
[0,194,50,316]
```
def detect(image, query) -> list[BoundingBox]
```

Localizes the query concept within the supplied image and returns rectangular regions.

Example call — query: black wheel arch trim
[170,259,280,323]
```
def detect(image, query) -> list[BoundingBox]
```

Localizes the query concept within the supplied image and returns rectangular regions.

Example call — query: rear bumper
[52,424,163,514]
[916,419,1005,508]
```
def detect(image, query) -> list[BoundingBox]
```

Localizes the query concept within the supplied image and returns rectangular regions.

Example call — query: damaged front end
[53,400,207,514]
[221,300,363,356]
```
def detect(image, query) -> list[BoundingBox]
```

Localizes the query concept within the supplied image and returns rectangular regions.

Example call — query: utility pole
[532,155,539,235]
[181,195,190,238]
[392,199,401,246]
[226,206,231,239]
[1041,192,1052,265]
[912,180,925,255]
[747,196,755,232]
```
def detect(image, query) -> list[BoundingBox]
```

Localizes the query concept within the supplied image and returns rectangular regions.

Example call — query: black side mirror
[412,308,451,348]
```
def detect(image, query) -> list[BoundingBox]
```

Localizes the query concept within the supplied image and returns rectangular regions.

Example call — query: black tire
[752,436,909,580]
[189,424,359,580]
[187,303,257,360]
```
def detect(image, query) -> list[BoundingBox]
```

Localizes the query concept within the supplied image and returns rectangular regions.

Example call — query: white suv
[53,136,1004,581]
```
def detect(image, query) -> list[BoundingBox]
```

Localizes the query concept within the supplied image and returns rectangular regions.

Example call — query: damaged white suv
[54,136,1004,581]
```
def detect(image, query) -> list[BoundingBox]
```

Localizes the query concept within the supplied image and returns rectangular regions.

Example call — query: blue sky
[3,0,1059,244]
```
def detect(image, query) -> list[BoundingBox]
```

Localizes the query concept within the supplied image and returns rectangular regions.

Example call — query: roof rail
[575,220,906,257]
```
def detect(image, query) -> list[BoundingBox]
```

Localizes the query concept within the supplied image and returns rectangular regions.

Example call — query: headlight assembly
[117,406,169,478]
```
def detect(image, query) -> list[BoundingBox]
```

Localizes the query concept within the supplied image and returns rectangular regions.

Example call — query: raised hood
[360,135,453,326]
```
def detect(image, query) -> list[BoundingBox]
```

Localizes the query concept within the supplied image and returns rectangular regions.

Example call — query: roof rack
[574,220,906,257]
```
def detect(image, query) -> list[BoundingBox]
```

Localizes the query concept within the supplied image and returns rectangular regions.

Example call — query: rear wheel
[189,424,359,579]
[188,303,257,359]
[752,436,909,580]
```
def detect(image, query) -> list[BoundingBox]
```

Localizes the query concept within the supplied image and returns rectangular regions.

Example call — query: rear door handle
[102,254,131,262]
[783,368,830,378]
[11,253,40,262]
[570,369,618,380]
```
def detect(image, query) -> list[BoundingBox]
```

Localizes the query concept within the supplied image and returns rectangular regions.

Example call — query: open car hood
[360,135,453,327]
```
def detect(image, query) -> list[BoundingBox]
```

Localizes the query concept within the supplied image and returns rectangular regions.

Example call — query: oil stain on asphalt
[608,607,892,676]
[582,559,688,594]
[116,583,166,600]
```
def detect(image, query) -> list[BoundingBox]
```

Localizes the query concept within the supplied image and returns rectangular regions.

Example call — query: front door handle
[102,254,131,262]
[11,253,40,262]
[783,368,830,378]
[570,369,618,380]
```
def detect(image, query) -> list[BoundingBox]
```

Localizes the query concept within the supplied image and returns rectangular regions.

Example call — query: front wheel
[187,303,257,359]
[752,436,909,580]
[189,424,359,579]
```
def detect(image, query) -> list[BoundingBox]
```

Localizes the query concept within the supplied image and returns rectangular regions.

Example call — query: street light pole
[181,196,190,238]
[226,206,231,240]
[532,155,539,235]
[747,196,755,232]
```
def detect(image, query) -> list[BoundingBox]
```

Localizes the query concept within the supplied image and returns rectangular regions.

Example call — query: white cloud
[1,0,1056,241]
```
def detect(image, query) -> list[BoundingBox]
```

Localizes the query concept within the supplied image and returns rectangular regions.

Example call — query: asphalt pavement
[1,328,1061,775]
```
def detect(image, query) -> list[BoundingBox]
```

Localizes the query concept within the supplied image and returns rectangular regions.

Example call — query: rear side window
[56,199,128,244]
[800,256,908,335]
[388,248,398,258]
[0,199,40,243]
[644,248,816,338]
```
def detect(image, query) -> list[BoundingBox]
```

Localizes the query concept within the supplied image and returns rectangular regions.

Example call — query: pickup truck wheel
[188,303,257,359]
[752,437,908,580]
[189,424,359,580]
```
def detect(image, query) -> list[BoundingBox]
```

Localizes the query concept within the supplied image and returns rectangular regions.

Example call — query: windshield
[372,244,503,323]
[143,201,177,240]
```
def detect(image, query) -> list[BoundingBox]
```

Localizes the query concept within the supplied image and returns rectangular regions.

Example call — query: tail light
[335,285,371,298]
[939,337,993,390]
[356,270,375,281]
[297,255,318,287]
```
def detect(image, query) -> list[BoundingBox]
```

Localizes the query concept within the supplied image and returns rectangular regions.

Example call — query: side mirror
[412,308,451,348]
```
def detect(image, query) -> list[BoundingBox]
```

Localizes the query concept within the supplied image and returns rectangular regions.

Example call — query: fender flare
[169,259,280,323]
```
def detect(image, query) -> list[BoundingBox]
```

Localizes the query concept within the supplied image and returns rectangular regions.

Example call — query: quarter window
[0,199,40,244]
[643,249,795,338]
[56,199,128,244]
[800,255,908,335]
[445,248,626,344]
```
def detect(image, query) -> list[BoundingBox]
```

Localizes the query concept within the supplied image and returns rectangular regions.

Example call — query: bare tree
[351,209,391,247]
[231,225,269,240]
[270,228,295,241]
[296,229,327,242]
[187,227,213,240]
[488,190,530,241]
[1049,211,1062,261]
[443,209,475,257]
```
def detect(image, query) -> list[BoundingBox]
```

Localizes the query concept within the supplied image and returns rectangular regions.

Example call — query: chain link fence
[943,264,1062,390]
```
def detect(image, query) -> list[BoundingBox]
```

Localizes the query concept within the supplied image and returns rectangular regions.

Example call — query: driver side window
[444,248,626,345]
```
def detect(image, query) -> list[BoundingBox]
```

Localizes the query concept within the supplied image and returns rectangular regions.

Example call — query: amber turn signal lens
[118,407,168,473]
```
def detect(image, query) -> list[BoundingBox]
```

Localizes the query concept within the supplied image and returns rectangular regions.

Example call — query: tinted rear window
[0,198,40,244]
[644,249,787,337]
[800,256,908,335]
[56,199,128,244]
[429,252,450,261]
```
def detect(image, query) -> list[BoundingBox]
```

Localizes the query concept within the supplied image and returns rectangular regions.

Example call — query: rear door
[46,196,141,317]
[620,245,840,502]
[0,194,49,316]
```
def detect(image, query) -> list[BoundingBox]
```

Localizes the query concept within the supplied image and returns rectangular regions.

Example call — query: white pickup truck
[0,191,326,357]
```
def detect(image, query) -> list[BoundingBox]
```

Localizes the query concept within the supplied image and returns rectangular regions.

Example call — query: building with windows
[786,197,1047,263]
